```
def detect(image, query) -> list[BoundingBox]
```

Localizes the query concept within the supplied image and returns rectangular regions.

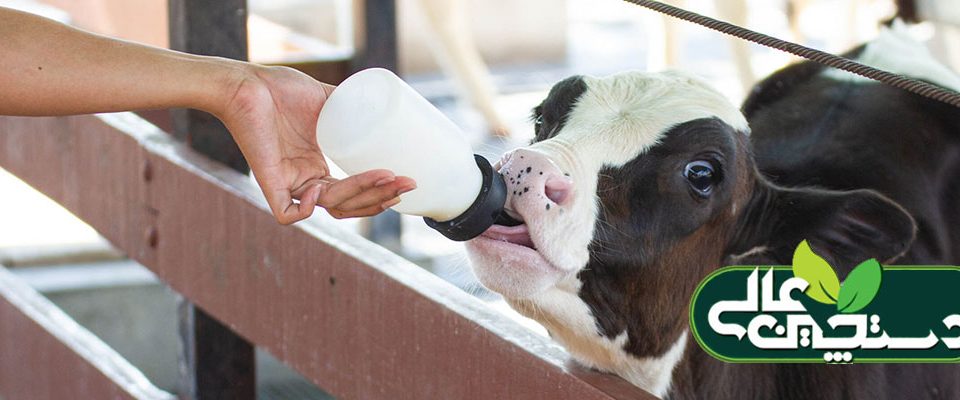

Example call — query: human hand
[216,65,416,224]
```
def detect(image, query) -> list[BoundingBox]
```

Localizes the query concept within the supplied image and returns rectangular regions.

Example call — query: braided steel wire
[622,0,960,108]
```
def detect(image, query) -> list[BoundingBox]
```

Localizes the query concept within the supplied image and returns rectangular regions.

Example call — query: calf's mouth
[466,214,570,299]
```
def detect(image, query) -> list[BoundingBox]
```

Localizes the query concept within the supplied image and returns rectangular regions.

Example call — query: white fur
[823,22,960,92]
[507,275,688,398]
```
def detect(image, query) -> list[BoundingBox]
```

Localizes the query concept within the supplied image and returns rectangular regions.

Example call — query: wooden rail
[0,264,173,400]
[0,113,658,399]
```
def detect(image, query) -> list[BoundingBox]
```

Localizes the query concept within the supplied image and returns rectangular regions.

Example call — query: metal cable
[621,0,960,108]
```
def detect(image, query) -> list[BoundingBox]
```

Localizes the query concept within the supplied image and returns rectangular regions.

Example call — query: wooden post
[354,0,399,72]
[168,1,256,399]
[355,0,404,249]
[177,299,256,399]
[168,0,250,173]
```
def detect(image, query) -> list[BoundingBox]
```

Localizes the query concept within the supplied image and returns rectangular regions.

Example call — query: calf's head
[464,71,916,393]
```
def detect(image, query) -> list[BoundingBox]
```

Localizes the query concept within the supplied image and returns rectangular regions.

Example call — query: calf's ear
[727,180,916,273]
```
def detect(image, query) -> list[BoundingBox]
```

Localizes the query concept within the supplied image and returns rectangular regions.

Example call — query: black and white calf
[465,25,960,399]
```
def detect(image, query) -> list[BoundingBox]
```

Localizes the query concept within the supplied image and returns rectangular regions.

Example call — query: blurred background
[1,0,957,398]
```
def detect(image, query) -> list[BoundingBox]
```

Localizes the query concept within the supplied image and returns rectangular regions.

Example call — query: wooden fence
[0,112,656,399]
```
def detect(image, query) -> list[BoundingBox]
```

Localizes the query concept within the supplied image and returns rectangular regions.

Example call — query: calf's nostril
[544,176,573,205]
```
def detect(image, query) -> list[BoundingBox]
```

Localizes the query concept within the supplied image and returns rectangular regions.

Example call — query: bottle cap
[424,155,518,241]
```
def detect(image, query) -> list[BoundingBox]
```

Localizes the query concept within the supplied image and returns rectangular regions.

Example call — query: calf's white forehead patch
[535,70,749,170]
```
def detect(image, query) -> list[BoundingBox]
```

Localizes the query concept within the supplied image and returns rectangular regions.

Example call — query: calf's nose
[498,149,574,215]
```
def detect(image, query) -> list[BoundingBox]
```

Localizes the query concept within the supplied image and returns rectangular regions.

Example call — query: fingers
[315,170,416,211]
[270,183,322,225]
[265,169,417,224]
[327,197,402,219]
[324,177,416,213]
[313,169,393,207]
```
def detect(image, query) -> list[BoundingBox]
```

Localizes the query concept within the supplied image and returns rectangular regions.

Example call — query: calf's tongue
[482,224,536,249]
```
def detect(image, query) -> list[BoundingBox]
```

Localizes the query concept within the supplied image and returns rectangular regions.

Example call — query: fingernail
[375,177,396,187]
[397,186,415,196]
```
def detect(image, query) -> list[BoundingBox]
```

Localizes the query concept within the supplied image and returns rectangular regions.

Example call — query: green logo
[690,241,960,363]
[792,240,882,313]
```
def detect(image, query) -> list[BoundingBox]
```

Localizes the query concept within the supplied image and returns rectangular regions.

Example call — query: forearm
[0,7,245,117]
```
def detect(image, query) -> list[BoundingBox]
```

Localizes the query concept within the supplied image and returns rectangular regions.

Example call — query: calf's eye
[684,160,717,196]
[533,115,544,131]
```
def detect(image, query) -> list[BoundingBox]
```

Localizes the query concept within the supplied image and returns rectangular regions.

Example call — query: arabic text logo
[690,241,960,363]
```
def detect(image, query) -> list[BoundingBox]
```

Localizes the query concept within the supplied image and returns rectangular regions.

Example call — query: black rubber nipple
[424,154,518,241]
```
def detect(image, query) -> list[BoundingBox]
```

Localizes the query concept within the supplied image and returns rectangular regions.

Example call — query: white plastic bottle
[315,68,514,241]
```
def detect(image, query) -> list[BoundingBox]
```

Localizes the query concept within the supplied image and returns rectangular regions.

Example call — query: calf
[465,25,960,399]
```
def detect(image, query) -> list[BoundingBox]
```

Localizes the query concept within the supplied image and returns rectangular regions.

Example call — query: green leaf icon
[792,240,841,304]
[836,259,882,313]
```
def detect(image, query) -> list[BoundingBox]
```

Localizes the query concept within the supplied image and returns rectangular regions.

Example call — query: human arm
[0,6,415,223]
